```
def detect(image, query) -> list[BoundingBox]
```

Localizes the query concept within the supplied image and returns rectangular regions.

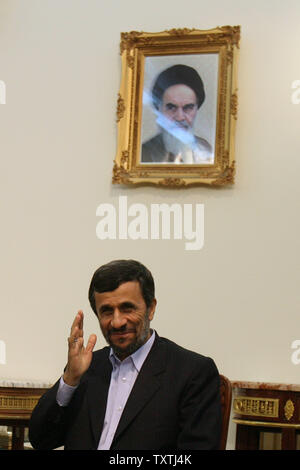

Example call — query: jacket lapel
[87,348,112,448]
[112,335,166,443]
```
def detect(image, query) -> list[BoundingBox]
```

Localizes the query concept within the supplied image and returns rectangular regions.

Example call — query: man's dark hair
[88,259,155,316]
[152,64,205,110]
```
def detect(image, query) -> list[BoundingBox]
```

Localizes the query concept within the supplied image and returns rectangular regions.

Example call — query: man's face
[94,281,156,360]
[159,84,198,130]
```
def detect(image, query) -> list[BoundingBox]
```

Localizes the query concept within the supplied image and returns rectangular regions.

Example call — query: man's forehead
[94,281,144,304]
[162,84,197,104]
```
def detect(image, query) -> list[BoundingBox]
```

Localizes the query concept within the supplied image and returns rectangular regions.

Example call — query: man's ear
[148,298,157,321]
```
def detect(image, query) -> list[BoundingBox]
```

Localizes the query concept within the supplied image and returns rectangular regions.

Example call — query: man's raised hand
[63,310,97,386]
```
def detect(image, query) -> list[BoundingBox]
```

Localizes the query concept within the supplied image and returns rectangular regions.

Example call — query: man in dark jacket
[29,259,221,450]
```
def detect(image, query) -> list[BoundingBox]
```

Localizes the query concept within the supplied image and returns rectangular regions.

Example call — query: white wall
[1,0,300,449]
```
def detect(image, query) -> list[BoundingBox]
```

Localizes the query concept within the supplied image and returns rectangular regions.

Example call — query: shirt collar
[109,330,156,372]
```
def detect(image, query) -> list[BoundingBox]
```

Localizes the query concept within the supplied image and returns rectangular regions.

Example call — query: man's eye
[100,309,112,317]
[166,103,177,111]
[122,307,134,313]
[183,104,195,112]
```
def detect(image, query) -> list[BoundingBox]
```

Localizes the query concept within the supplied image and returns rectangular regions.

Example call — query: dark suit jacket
[29,334,221,450]
[141,133,213,163]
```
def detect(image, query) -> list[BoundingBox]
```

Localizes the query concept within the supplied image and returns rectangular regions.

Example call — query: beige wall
[1,0,300,449]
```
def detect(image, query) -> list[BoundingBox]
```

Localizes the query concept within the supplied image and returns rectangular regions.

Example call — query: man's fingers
[68,312,95,357]
[68,333,95,353]
[70,311,84,334]
[85,334,97,353]
[69,311,84,342]
[77,310,84,330]
[69,333,81,349]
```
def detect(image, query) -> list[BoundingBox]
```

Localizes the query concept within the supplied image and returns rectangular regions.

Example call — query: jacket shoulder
[195,136,212,152]
[141,134,165,162]
[157,336,218,371]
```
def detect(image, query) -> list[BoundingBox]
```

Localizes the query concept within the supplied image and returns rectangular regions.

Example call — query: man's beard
[102,312,152,359]
[162,128,192,155]
[162,128,196,163]
[157,114,196,162]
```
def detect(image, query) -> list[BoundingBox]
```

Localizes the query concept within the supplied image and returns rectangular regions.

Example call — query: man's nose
[111,309,127,329]
[174,106,185,121]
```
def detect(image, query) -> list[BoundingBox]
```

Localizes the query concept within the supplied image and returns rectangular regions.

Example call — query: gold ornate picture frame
[113,26,240,187]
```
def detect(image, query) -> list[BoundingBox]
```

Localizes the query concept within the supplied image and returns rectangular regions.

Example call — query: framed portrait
[113,26,240,187]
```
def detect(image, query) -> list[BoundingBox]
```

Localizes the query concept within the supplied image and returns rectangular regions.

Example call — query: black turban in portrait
[152,64,205,110]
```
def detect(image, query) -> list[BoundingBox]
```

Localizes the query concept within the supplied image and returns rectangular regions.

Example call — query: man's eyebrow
[165,102,196,108]
[99,303,113,312]
[99,301,136,311]
[120,301,137,309]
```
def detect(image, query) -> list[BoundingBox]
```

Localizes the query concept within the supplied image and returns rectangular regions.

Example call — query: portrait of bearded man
[141,64,214,164]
